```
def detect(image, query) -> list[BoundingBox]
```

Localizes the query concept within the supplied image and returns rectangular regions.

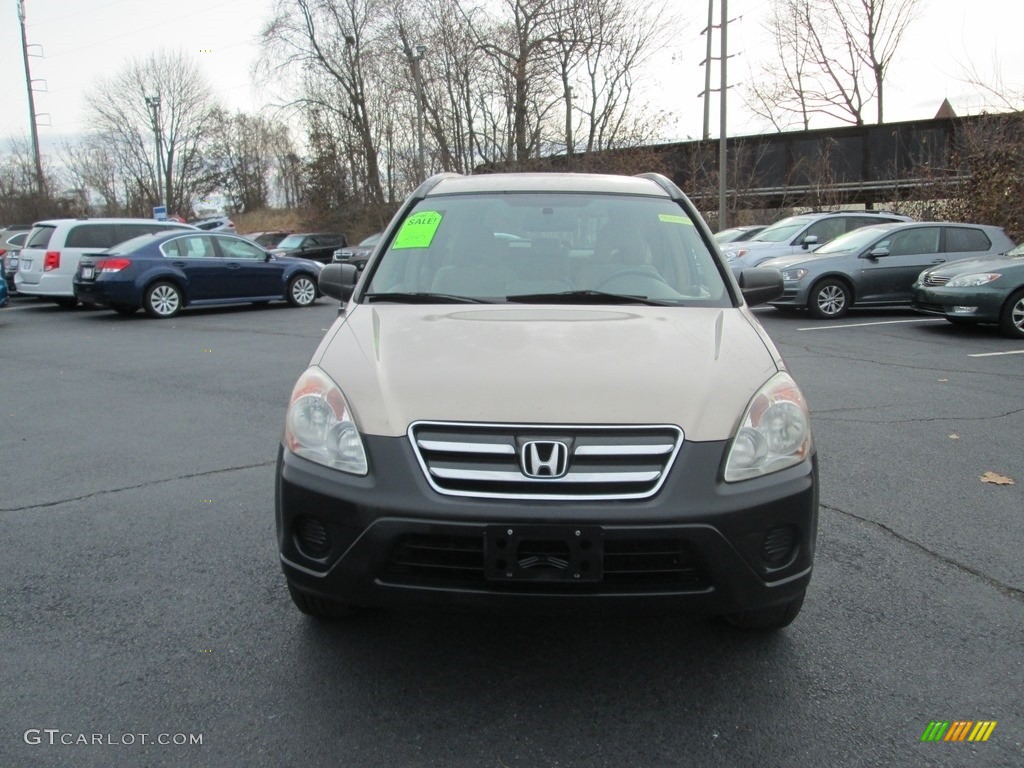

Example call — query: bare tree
[748,0,921,128]
[80,49,221,216]
[208,110,295,212]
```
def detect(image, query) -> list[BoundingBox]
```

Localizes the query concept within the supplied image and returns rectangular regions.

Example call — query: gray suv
[721,210,913,273]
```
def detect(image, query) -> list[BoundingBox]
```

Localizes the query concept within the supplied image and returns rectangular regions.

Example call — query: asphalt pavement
[1,297,1021,767]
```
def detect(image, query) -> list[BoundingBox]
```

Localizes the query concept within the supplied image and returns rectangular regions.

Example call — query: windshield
[812,225,891,255]
[1008,243,1024,257]
[363,193,730,306]
[751,217,813,244]
[276,235,306,249]
[359,233,381,247]
[107,234,164,255]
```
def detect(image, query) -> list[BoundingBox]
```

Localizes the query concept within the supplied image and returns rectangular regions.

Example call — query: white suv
[15,218,194,306]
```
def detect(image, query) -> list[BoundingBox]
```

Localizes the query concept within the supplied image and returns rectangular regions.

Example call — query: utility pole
[565,85,573,160]
[144,95,165,210]
[718,0,728,230]
[700,0,714,141]
[17,0,46,197]
[404,44,427,184]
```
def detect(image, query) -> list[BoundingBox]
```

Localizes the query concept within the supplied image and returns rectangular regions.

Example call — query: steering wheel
[595,268,670,290]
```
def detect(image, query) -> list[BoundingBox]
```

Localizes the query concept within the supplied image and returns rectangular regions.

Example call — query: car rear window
[945,227,991,252]
[25,225,55,249]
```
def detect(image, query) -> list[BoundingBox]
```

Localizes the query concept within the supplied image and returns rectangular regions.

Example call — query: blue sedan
[73,231,323,318]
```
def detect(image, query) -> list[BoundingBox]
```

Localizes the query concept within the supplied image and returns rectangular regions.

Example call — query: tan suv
[276,172,819,630]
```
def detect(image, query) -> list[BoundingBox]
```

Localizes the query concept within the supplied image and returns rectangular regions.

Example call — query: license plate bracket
[484,524,603,582]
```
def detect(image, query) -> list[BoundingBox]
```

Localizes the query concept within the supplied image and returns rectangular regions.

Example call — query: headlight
[781,268,808,281]
[946,272,1001,288]
[284,367,368,474]
[724,372,811,482]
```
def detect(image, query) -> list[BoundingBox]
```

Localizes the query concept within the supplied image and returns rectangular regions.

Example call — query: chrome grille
[409,421,683,500]
[923,274,951,287]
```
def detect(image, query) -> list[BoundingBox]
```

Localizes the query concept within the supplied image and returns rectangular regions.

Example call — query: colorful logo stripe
[921,721,996,742]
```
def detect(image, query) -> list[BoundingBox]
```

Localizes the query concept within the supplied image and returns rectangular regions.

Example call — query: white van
[15,218,194,306]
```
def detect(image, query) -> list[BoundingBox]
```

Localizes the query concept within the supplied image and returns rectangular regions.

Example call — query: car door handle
[930,258,946,264]
[172,261,188,267]
[226,263,241,269]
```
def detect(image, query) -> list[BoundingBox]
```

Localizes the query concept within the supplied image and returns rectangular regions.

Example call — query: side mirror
[801,235,819,249]
[861,247,889,259]
[738,267,784,306]
[319,263,358,302]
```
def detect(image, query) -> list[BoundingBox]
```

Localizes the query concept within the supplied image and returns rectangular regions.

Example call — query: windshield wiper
[363,292,496,304]
[505,290,677,307]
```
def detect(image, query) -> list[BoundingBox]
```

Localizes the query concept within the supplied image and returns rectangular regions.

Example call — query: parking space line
[797,319,945,331]
[968,350,1024,358]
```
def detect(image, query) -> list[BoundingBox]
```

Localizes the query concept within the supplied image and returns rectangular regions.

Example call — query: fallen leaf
[980,471,1015,486]
[948,433,960,440]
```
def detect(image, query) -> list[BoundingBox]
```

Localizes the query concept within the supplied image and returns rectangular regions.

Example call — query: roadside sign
[153,206,167,221]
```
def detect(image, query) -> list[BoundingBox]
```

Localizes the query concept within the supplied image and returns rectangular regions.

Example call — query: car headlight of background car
[945,272,1002,288]
[781,268,808,281]
[724,372,811,482]
[285,367,368,475]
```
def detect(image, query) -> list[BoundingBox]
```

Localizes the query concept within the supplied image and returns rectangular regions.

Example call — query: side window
[169,235,218,258]
[218,237,265,260]
[887,227,940,256]
[944,227,991,252]
[803,218,844,244]
[26,226,55,248]
[65,224,116,248]
[846,216,888,231]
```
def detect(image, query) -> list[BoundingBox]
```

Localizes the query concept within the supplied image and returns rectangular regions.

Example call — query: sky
[1,0,1022,158]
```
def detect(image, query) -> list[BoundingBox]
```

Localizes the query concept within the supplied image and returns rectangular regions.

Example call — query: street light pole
[17,0,45,197]
[144,95,165,210]
[405,44,427,184]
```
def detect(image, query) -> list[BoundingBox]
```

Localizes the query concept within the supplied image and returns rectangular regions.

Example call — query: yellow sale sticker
[392,210,443,249]
[658,213,692,225]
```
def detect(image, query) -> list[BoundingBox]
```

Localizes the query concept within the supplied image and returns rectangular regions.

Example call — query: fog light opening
[295,515,332,559]
[760,526,798,567]
[951,306,979,315]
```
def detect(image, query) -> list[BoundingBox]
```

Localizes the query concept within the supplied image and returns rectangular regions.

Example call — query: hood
[925,253,1024,278]
[312,305,780,441]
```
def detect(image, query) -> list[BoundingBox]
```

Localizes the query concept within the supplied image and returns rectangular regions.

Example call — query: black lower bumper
[275,436,818,614]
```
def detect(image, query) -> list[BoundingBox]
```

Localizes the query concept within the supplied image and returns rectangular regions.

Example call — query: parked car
[762,222,1014,319]
[15,218,195,307]
[270,232,347,264]
[0,268,8,308]
[721,210,913,273]
[189,216,235,232]
[276,171,818,631]
[1,229,30,292]
[713,225,766,244]
[244,230,293,249]
[331,232,381,270]
[73,231,323,319]
[912,242,1024,338]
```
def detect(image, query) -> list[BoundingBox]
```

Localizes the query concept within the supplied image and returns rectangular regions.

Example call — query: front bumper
[276,435,818,614]
[911,284,1004,323]
[768,282,810,308]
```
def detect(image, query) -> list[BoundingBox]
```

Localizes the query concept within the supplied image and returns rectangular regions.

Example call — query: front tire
[144,281,182,318]
[808,278,851,319]
[999,288,1024,339]
[287,274,317,307]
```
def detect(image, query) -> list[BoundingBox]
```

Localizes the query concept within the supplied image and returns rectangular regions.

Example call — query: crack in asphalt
[813,405,1024,425]
[0,460,276,513]
[783,343,1024,379]
[824,502,1024,603]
